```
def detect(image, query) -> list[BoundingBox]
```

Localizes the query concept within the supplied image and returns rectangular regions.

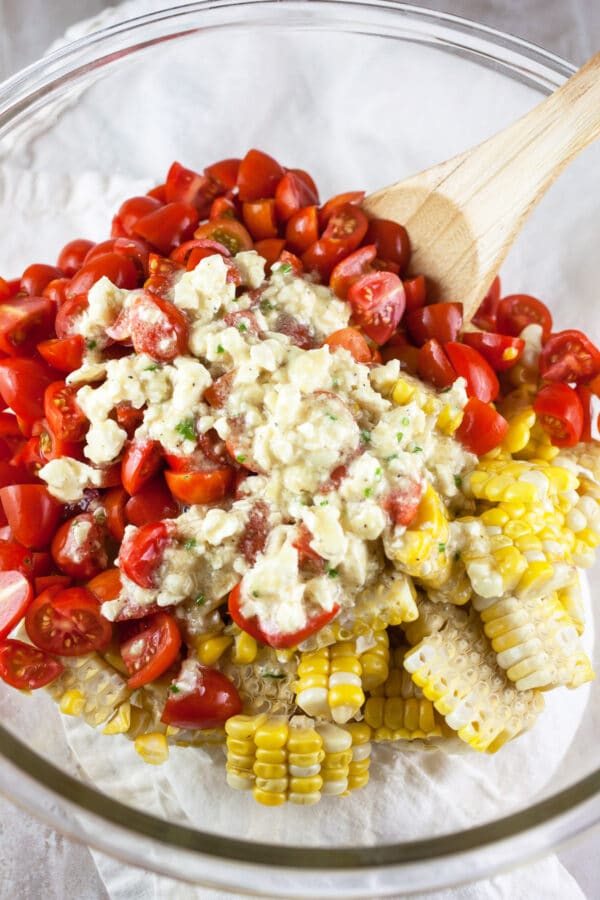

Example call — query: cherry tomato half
[133,202,199,256]
[461,332,525,371]
[0,571,34,640]
[0,298,55,357]
[417,339,457,390]
[57,239,96,276]
[125,474,180,527]
[165,162,223,216]
[455,397,509,455]
[44,381,88,442]
[0,639,63,689]
[193,218,253,256]
[165,467,234,505]
[285,205,319,255]
[121,440,163,496]
[161,659,243,729]
[20,263,63,297]
[25,585,112,657]
[118,521,171,589]
[127,293,189,362]
[120,611,182,689]
[496,294,552,339]
[539,330,600,385]
[365,218,411,273]
[51,513,109,580]
[405,302,463,346]
[347,271,405,345]
[236,149,285,202]
[0,485,63,550]
[533,383,584,447]
[324,328,372,363]
[275,170,319,222]
[87,568,123,604]
[37,336,85,374]
[472,275,501,332]
[0,358,55,429]
[444,342,499,403]
[329,244,377,300]
[242,199,278,241]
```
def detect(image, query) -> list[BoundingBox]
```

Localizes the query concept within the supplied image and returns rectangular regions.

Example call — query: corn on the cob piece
[557,577,585,635]
[294,641,365,723]
[358,630,390,691]
[349,570,418,633]
[388,483,451,587]
[224,714,365,805]
[403,600,545,752]
[473,592,593,690]
[222,646,296,717]
[47,653,131,727]
[345,722,372,791]
[364,646,445,742]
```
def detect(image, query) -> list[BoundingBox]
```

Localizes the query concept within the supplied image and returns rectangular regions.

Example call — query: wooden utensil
[363,51,600,320]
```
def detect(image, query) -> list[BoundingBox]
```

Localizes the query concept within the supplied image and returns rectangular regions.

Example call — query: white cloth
[0,2,599,899]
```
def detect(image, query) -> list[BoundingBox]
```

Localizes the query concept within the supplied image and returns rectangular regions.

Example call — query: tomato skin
[210,195,238,220]
[115,403,144,439]
[324,327,372,363]
[165,162,222,216]
[444,342,499,403]
[533,383,584,447]
[329,244,376,300]
[322,203,369,253]
[87,568,122,604]
[0,485,62,550]
[125,474,180,527]
[54,294,88,340]
[20,264,63,297]
[0,277,21,301]
[118,521,171,589]
[461,332,525,371]
[121,611,182,689]
[128,293,189,362]
[121,440,163,495]
[253,238,286,270]
[0,571,34,640]
[539,330,600,385]
[285,205,319,255]
[0,298,55,357]
[0,540,34,578]
[347,271,406,345]
[133,202,199,256]
[165,467,234,505]
[25,586,112,657]
[51,513,109,580]
[104,488,128,541]
[228,582,340,649]
[365,219,411,273]
[170,238,230,267]
[66,252,139,298]
[38,424,84,464]
[236,149,285,202]
[37,336,84,374]
[204,157,242,192]
[116,196,163,237]
[417,339,457,389]
[193,218,253,255]
[161,660,242,729]
[44,381,88,442]
[405,302,463,346]
[0,639,63,689]
[456,397,509,456]
[275,171,319,222]
[384,481,423,527]
[34,574,72,594]
[0,358,55,428]
[319,191,365,228]
[496,294,552,339]
[472,276,501,331]
[242,199,278,240]
[57,239,96,276]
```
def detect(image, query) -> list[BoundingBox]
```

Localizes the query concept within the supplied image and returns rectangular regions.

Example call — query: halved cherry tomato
[57,239,96,276]
[115,196,163,237]
[472,275,501,331]
[347,271,405,345]
[38,425,84,463]
[193,218,253,255]
[133,202,199,256]
[238,500,270,565]
[44,382,88,442]
[319,191,365,228]
[496,294,552,339]
[291,523,324,569]
[87,568,122,604]
[161,660,242,729]
[125,473,179,526]
[210,195,238,220]
[104,488,128,541]
[417,339,457,389]
[461,332,525,371]
[539,330,600,385]
[115,402,145,439]
[0,298,55,357]
[383,481,423,527]
[533,383,583,447]
[121,440,163,495]
[405,302,463,346]
[322,203,368,253]
[37,336,85,374]
[34,574,72,594]
[0,571,34,640]
[277,249,303,275]
[127,293,189,362]
[204,157,241,192]
[0,277,21,300]
[51,513,109,580]
[285,205,319,255]
[444,342,499,403]
[54,294,88,339]
[120,611,182,689]
[324,328,372,363]
[365,219,411,272]
[0,540,34,577]
[43,277,70,306]
[25,585,112,656]
[66,252,139,298]
[165,162,223,216]
[228,582,339,649]
[275,171,319,222]
[236,149,285,202]
[118,521,171,589]
[455,397,509,455]
[0,358,55,428]
[165,467,234,504]
[0,639,63,689]
[0,485,62,550]
[147,184,167,203]
[12,435,43,475]
[253,238,286,270]
[20,264,63,297]
[143,254,183,298]
[170,238,230,267]
[380,341,419,372]
[242,199,278,240]
[329,244,376,299]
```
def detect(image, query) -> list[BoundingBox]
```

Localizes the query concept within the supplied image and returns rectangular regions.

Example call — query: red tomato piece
[121,440,163,495]
[273,313,315,350]
[277,249,303,276]
[461,332,525,371]
[324,327,372,363]
[125,473,180,527]
[11,435,44,474]
[170,238,230,267]
[0,571,34,640]
[66,252,139,298]
[0,540,34,577]
[193,218,253,255]
[37,336,85,374]
[223,310,261,336]
[204,158,242,192]
[380,342,419,372]
[322,203,368,252]
[20,263,63,297]
[115,196,163,237]
[25,585,112,657]
[275,171,319,222]
[228,582,339,650]
[38,425,84,464]
[87,568,122,604]
[115,402,145,439]
[405,302,463,346]
[0,639,63,689]
[533,383,584,447]
[143,254,184,298]
[319,191,365,228]
[0,358,55,428]
[51,513,109,580]
[54,294,88,339]
[57,239,96,276]
[444,342,499,403]
[210,195,239,220]
[133,202,199,256]
[365,218,411,273]
[236,149,285,202]
[120,611,182,689]
[291,523,325,570]
[0,485,62,550]
[104,488,128,541]
[203,371,235,409]
[253,238,286,271]
[238,500,270,565]
[456,397,509,456]
[147,184,167,203]
[118,521,171,589]
[0,298,55,357]
[165,162,223,216]
[42,277,71,306]
[417,339,457,389]
[383,480,423,527]
[34,574,72,594]
[472,275,501,331]
[285,205,319,255]
[347,271,405,345]
[496,294,552,339]
[165,467,234,505]
[242,199,279,241]
[44,381,88,442]
[161,660,242,729]
[329,244,377,299]
[128,293,189,362]
[539,330,600,385]
[0,277,21,300]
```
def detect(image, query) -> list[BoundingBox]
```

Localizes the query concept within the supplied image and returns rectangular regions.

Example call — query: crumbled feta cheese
[39,458,103,502]
[234,250,266,288]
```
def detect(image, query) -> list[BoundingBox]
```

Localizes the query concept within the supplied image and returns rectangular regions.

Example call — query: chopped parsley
[236,454,246,463]
[278,262,293,274]
[216,344,225,354]
[364,487,373,498]
[238,322,248,333]
[412,446,423,453]
[175,418,196,441]
[169,685,181,694]
[262,673,285,679]
[331,377,340,388]
[385,454,399,462]
[252,590,260,598]
[144,364,158,371]
[326,413,338,422]
[260,299,274,313]
[454,475,462,487]
[183,538,197,551]
[360,429,372,444]
[327,567,339,579]
[396,432,403,442]
[438,542,446,553]
[86,339,97,350]
[375,467,382,479]
[196,593,207,606]
[401,416,410,426]
[319,500,329,507]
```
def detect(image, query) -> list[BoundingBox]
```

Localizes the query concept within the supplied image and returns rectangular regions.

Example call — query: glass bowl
[0,2,599,896]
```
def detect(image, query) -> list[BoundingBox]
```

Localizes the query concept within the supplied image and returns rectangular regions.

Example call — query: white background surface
[0,1,599,898]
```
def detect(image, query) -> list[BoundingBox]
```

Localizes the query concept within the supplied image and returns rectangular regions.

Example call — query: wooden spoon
[363,51,600,320]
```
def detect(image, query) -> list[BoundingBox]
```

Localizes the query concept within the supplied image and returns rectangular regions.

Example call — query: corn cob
[364,646,445,742]
[557,577,585,635]
[345,722,372,791]
[473,591,593,691]
[358,630,390,691]
[387,483,451,587]
[349,570,418,633]
[47,653,131,727]
[294,640,365,723]
[222,646,296,717]
[318,723,353,795]
[403,600,545,752]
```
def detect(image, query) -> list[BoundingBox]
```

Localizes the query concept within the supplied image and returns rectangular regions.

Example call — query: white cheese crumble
[39,458,104,502]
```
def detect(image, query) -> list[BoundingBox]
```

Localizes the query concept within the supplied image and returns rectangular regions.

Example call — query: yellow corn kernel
[318,723,352,796]
[255,720,289,750]
[557,581,585,635]
[253,786,287,806]
[59,689,85,717]
[231,630,258,664]
[103,701,132,735]
[392,379,415,405]
[345,723,372,791]
[502,407,536,454]
[197,634,233,666]
[359,631,390,691]
[134,733,169,765]
[577,527,600,548]
[436,404,464,435]
[492,545,528,593]
[480,507,510,528]
[515,561,554,600]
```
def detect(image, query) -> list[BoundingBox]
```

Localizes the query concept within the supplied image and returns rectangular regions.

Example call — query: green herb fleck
[396,432,403,442]
[364,487,373,498]
[216,344,225,354]
[385,454,399,462]
[144,364,158,371]
[360,429,372,444]
[262,673,285,679]
[169,685,181,694]
[331,377,340,388]
[176,419,196,442]
[86,339,97,350]
[184,538,196,551]
[454,475,462,487]
[375,467,382,478]
[327,567,339,579]
[236,454,246,463]
[412,446,422,453]
[238,322,248,333]
[441,385,452,393]
[401,416,410,426]
[196,593,206,606]
[278,262,292,274]
[252,590,260,598]
[319,500,329,507]
[438,542,446,553]
[326,413,338,422]
[260,299,274,313]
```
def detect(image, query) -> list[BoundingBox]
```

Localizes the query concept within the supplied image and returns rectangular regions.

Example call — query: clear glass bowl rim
[0,0,598,889]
